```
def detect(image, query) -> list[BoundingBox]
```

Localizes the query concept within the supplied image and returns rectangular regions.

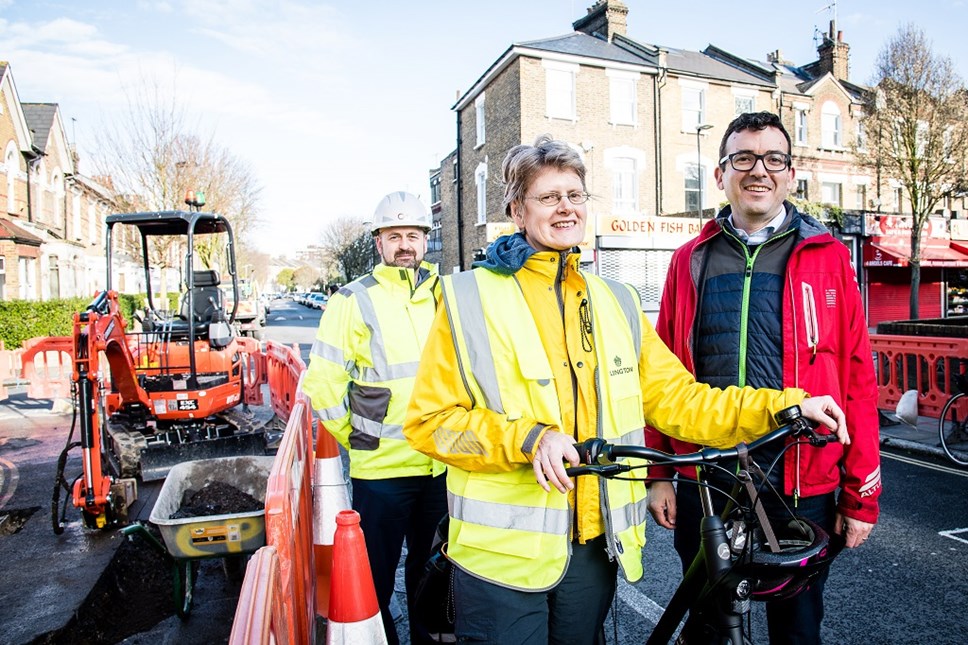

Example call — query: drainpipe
[456,110,465,271]
[654,50,668,215]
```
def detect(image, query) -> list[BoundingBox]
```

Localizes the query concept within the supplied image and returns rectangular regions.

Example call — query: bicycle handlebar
[566,405,837,477]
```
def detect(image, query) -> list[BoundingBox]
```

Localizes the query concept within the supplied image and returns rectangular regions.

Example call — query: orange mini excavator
[48,210,278,531]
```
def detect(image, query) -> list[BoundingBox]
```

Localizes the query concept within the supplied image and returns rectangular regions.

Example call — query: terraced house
[0,62,117,303]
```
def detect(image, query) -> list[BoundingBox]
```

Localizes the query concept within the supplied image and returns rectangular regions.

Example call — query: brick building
[432,0,947,321]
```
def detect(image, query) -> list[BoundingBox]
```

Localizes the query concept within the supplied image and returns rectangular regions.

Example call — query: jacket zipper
[723,227,796,387]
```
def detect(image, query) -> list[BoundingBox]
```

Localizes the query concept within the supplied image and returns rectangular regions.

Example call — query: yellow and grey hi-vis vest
[441,267,650,590]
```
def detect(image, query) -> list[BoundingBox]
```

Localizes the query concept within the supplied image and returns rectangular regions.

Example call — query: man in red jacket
[646,111,881,644]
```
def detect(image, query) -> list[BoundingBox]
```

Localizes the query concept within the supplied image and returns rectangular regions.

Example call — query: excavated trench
[29,482,259,644]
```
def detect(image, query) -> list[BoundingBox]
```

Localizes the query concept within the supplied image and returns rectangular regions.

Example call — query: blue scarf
[471,232,536,275]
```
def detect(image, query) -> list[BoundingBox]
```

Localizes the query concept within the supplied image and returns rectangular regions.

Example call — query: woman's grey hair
[501,135,586,217]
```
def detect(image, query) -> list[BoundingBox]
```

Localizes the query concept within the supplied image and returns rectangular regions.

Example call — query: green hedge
[0,292,181,350]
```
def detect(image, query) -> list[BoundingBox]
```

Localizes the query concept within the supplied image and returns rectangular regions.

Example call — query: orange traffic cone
[313,426,351,617]
[326,510,388,644]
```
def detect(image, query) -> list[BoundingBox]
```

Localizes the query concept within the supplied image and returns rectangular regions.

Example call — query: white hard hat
[370,191,431,234]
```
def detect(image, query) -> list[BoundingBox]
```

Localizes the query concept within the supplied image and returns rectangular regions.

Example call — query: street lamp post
[695,123,714,224]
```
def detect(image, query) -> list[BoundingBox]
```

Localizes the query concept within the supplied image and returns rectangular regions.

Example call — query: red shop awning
[863,241,968,268]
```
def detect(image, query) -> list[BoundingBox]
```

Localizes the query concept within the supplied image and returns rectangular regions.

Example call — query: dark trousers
[452,534,617,644]
[673,482,835,645]
[352,474,449,645]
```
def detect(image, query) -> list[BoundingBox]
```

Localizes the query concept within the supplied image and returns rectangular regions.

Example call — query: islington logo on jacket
[610,355,635,377]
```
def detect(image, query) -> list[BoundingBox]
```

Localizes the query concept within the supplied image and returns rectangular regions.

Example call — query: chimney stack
[573,0,628,42]
[815,20,850,81]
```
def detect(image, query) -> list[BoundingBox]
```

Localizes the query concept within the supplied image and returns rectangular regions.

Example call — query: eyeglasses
[719,151,792,173]
[527,191,591,207]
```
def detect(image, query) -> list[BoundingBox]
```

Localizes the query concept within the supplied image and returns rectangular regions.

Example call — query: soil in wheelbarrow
[169,481,262,519]
[32,482,261,644]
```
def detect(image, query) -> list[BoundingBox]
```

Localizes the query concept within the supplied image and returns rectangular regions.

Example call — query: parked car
[306,293,328,310]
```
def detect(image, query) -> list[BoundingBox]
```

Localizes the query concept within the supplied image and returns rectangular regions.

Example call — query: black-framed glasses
[528,191,591,206]
[719,151,792,172]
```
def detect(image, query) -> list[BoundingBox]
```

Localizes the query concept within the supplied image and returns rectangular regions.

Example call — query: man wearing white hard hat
[303,191,446,645]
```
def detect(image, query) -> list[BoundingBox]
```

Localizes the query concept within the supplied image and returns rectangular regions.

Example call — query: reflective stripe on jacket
[440,267,649,590]
[301,261,444,479]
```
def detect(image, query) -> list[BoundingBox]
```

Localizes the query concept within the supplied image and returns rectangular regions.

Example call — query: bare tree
[91,73,262,299]
[320,216,374,282]
[859,24,968,318]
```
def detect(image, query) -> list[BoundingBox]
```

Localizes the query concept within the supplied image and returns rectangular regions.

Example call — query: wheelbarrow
[122,455,275,618]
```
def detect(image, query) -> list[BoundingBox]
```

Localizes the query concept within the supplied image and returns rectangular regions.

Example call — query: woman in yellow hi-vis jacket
[403,136,848,645]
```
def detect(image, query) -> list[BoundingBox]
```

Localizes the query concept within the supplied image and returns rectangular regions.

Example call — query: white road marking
[940,528,968,545]
[0,457,19,509]
[617,578,683,639]
[881,451,968,476]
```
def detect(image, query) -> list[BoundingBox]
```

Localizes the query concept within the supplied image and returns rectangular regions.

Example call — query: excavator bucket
[139,431,269,482]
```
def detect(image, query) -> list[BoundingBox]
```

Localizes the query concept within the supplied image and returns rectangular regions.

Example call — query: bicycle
[566,405,845,644]
[938,372,968,466]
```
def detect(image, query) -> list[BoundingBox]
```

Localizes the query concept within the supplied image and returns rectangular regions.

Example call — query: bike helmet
[733,517,845,602]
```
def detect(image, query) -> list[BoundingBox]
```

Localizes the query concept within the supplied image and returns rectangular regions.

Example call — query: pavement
[877,407,968,464]
[0,389,964,644]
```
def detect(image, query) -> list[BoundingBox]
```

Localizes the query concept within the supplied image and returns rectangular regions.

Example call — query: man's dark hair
[718,111,792,165]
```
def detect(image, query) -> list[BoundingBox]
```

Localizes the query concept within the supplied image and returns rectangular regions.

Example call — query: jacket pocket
[347,382,392,450]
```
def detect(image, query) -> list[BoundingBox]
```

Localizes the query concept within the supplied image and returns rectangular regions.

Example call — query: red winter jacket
[645,207,882,524]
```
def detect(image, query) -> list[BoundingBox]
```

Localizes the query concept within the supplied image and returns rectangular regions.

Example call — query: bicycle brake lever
[565,463,628,478]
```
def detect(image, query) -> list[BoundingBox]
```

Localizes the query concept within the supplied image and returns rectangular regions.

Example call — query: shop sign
[864,214,948,239]
[597,215,701,247]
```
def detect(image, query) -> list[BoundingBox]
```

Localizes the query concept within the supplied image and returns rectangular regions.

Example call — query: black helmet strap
[736,444,781,553]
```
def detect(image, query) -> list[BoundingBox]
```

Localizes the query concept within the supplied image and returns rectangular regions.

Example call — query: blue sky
[2,0,966,257]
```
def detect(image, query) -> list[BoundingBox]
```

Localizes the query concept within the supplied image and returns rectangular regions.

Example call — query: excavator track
[104,402,284,482]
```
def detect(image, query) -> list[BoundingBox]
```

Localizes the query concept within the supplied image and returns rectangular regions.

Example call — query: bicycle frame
[568,406,838,644]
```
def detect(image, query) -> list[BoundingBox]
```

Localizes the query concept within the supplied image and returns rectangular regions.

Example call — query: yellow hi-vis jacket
[404,252,806,591]
[302,261,445,480]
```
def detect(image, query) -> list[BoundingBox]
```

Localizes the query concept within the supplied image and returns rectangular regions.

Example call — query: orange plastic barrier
[263,377,317,644]
[265,341,307,420]
[19,336,73,400]
[236,336,268,406]
[229,545,288,645]
[869,333,968,418]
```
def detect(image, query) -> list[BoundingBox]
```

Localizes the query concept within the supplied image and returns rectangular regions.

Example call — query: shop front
[862,214,968,327]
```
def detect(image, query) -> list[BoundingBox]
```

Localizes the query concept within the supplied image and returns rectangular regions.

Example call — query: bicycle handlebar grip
[573,438,609,466]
